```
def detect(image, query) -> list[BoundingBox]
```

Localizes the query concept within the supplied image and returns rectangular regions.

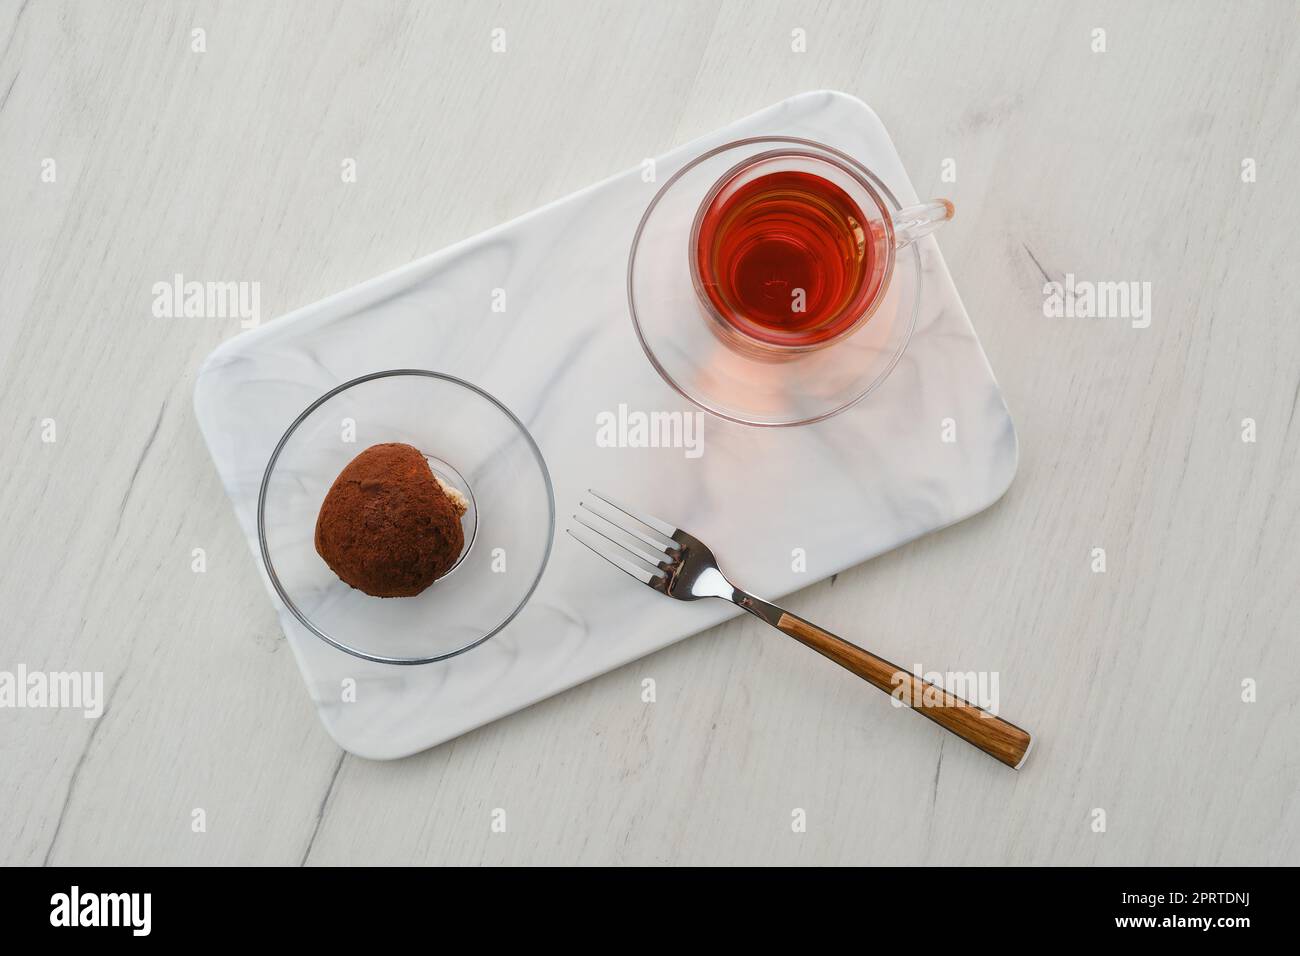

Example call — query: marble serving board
[193,90,1017,760]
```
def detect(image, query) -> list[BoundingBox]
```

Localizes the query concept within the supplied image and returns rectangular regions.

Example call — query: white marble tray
[193,90,1017,760]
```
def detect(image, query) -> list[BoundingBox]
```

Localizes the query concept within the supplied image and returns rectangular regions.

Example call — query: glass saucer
[628,137,921,426]
[257,370,555,665]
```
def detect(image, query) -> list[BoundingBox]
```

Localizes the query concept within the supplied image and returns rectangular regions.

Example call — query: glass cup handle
[892,199,955,249]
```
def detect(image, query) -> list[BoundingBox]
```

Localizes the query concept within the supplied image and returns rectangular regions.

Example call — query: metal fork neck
[685,564,782,626]
[728,588,784,629]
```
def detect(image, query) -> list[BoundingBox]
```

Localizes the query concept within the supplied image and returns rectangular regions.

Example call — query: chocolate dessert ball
[314,443,466,598]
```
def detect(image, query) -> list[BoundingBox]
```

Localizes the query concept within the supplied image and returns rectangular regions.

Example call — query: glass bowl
[628,136,921,426]
[257,370,555,665]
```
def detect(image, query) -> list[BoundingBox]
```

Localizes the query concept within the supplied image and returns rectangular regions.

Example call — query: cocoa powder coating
[314,442,465,598]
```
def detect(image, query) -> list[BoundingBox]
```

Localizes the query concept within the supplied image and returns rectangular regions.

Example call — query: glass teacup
[691,149,951,352]
[629,137,953,426]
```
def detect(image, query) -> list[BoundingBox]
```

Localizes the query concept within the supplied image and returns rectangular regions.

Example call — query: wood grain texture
[0,0,1297,865]
[775,613,1033,768]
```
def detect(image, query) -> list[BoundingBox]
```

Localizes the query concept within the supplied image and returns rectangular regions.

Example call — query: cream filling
[433,474,469,517]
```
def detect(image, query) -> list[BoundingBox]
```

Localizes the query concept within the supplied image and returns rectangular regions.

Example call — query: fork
[569,490,1034,770]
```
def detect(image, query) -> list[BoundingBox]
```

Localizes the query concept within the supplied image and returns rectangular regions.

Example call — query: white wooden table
[2,0,1296,866]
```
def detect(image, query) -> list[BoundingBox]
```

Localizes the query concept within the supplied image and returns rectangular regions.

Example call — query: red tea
[694,168,883,348]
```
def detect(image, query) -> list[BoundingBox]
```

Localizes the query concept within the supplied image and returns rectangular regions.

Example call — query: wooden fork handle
[775,612,1033,769]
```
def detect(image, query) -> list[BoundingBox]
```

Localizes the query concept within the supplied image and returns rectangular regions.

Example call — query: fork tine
[565,528,664,587]
[573,511,671,568]
[578,500,674,556]
[585,489,678,542]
